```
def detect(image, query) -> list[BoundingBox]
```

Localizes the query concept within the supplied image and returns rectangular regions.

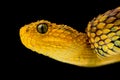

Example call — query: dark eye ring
[37,23,48,34]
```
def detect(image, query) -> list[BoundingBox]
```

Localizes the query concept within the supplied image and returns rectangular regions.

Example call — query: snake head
[19,19,88,58]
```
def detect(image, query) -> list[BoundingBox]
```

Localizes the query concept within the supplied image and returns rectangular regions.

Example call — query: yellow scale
[87,7,120,57]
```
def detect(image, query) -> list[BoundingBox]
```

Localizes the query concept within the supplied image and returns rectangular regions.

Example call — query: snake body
[20,7,120,67]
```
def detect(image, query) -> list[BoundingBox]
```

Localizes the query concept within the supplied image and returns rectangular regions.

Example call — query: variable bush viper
[20,7,120,67]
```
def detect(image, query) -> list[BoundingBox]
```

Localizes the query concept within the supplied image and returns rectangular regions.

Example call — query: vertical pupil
[37,23,48,34]
[41,25,44,33]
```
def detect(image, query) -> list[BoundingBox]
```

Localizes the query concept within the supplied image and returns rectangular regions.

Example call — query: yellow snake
[19,7,120,67]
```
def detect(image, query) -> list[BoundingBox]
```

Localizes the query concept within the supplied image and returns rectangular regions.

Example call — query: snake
[19,7,120,67]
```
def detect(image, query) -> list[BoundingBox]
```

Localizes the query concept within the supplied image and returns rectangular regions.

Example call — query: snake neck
[70,32,120,67]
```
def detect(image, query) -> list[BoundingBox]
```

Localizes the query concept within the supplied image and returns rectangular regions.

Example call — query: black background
[15,0,120,79]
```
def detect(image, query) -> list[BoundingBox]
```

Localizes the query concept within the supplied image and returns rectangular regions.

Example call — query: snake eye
[37,23,48,34]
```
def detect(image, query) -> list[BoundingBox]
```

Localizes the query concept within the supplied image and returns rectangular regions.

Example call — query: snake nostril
[26,28,29,32]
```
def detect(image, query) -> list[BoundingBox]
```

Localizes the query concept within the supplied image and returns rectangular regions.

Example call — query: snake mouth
[19,25,34,50]
[20,26,26,40]
[19,26,28,47]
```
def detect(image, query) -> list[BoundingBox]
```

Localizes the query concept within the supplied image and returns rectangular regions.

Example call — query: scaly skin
[19,7,120,67]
